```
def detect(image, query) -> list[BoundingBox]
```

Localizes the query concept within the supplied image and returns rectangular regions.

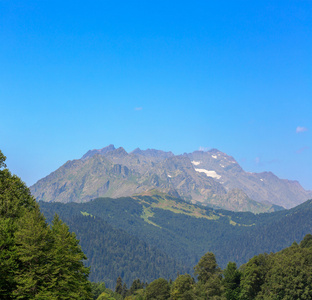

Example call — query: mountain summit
[30,145,312,212]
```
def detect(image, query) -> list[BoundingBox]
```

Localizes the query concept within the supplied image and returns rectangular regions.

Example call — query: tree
[13,208,54,299]
[49,214,92,299]
[144,278,170,300]
[170,274,195,300]
[122,283,128,298]
[97,292,116,300]
[0,151,6,168]
[0,150,38,298]
[239,253,271,300]
[91,282,106,299]
[222,262,241,300]
[300,234,312,248]
[256,241,312,299]
[115,276,123,295]
[194,252,222,299]
[194,252,221,283]
[129,279,143,295]
[0,150,92,299]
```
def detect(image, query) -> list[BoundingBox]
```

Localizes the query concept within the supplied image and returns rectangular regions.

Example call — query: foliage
[115,276,123,295]
[0,150,92,299]
[91,282,106,299]
[194,252,221,283]
[49,215,91,299]
[123,236,312,300]
[255,242,312,299]
[239,253,271,300]
[222,262,241,300]
[300,233,312,248]
[129,279,144,295]
[144,278,170,300]
[170,274,194,300]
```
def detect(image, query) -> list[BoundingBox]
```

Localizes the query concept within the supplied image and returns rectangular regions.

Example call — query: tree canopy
[0,150,92,299]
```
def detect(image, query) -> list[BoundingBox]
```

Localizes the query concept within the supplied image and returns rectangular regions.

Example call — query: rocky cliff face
[30,145,312,212]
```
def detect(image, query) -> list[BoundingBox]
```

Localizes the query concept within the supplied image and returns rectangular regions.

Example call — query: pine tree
[121,282,128,298]
[49,214,92,299]
[0,150,38,298]
[13,208,54,299]
[223,262,241,300]
[115,276,123,295]
[0,150,93,299]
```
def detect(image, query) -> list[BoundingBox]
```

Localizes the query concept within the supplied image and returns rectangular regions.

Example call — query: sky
[1,1,311,190]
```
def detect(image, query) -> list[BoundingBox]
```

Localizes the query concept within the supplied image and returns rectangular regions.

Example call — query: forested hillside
[103,234,312,299]
[42,209,188,288]
[40,192,312,288]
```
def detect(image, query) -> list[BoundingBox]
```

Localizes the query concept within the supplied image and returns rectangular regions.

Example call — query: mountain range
[31,145,312,212]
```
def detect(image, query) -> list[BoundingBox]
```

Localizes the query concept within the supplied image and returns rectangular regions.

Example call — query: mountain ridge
[30,145,312,211]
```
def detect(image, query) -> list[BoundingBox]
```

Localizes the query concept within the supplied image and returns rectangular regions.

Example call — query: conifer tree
[115,276,123,295]
[222,262,241,300]
[49,214,92,299]
[0,150,93,299]
[13,208,54,299]
[0,150,38,298]
[121,282,128,298]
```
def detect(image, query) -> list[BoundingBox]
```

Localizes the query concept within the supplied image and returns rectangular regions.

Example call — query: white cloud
[135,107,143,111]
[199,146,209,151]
[296,126,308,133]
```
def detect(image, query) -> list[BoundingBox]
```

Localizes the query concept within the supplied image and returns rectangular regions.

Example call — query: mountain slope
[40,195,312,286]
[31,145,312,210]
[42,208,187,288]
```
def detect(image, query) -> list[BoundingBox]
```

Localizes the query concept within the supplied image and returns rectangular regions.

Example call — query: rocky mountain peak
[81,144,116,159]
[106,147,128,158]
[31,145,312,211]
[131,148,174,159]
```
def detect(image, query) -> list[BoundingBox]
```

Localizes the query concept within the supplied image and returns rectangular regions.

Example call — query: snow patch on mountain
[191,161,201,166]
[195,168,221,179]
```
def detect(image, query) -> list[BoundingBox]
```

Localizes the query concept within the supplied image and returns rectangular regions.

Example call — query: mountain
[39,194,312,287]
[30,145,312,211]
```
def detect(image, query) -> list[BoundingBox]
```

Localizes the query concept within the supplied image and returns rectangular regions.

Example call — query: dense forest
[2,149,312,299]
[40,193,312,288]
[91,234,312,299]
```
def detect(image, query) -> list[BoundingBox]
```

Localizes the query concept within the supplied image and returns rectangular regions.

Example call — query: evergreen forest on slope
[40,192,312,289]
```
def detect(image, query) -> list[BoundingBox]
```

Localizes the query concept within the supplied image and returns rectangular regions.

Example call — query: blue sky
[1,1,311,190]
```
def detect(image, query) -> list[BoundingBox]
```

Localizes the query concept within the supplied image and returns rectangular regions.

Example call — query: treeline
[0,151,92,299]
[92,234,312,299]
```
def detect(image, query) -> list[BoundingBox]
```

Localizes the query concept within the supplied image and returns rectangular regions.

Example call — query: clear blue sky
[1,1,311,190]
